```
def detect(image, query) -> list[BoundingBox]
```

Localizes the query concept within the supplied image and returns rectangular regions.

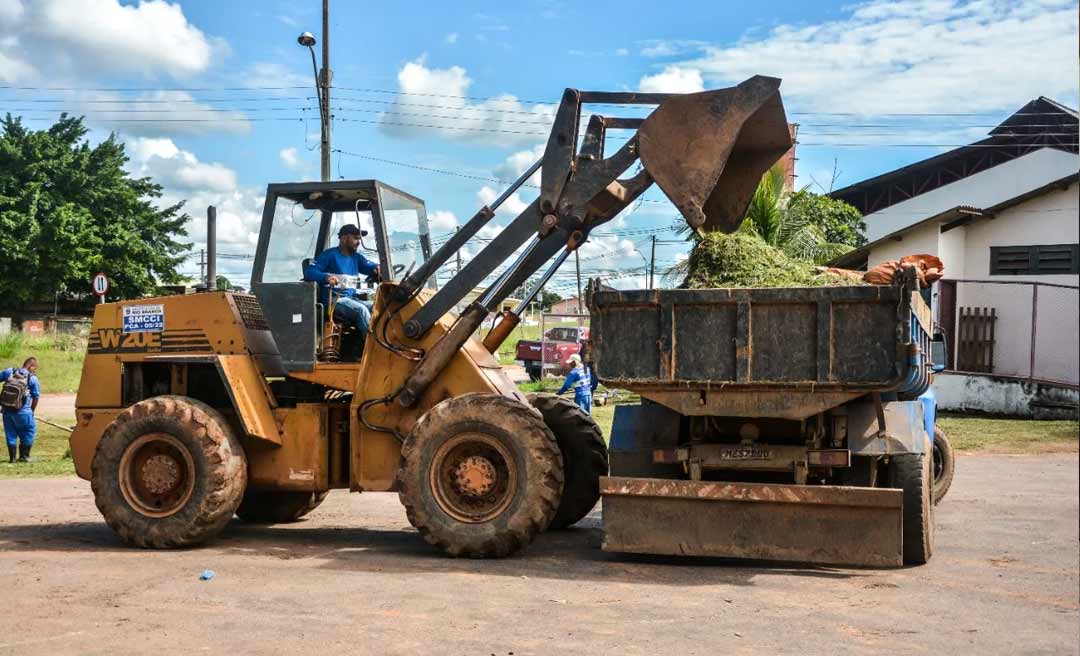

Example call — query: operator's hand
[373,266,381,281]
[326,275,340,286]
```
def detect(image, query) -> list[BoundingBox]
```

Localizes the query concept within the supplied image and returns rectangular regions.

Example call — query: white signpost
[91,272,109,304]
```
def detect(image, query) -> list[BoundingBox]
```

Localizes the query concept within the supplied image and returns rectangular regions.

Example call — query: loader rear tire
[931,426,955,505]
[235,490,328,524]
[889,442,934,565]
[91,396,247,548]
[397,394,563,558]
[528,393,608,529]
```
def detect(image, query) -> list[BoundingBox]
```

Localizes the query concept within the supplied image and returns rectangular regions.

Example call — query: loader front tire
[91,396,247,548]
[398,394,564,558]
[889,441,934,565]
[235,490,328,524]
[931,426,955,505]
[528,393,608,529]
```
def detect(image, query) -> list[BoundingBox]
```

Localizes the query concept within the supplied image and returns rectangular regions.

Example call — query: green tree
[735,165,858,264]
[0,114,190,309]
[215,275,232,291]
[539,290,562,311]
[785,189,866,249]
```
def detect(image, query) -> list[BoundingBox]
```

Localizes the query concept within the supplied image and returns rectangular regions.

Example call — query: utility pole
[575,250,583,314]
[297,2,332,251]
[455,227,462,276]
[320,0,331,183]
[648,235,657,289]
[206,206,217,291]
[198,249,206,285]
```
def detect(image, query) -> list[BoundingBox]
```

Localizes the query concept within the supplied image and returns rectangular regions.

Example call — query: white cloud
[0,0,218,82]
[477,185,529,218]
[0,0,24,22]
[492,144,545,186]
[639,66,705,94]
[429,210,459,232]
[577,235,638,261]
[75,89,251,136]
[277,14,299,27]
[243,61,312,89]
[128,136,237,193]
[125,137,263,280]
[379,56,556,147]
[677,0,1080,114]
[638,39,706,58]
[445,32,459,45]
[614,48,629,56]
[279,147,301,170]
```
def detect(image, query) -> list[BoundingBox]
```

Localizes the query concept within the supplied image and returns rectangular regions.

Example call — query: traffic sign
[92,272,109,297]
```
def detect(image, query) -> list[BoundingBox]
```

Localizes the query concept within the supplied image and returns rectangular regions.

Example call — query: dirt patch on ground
[1,454,1077,655]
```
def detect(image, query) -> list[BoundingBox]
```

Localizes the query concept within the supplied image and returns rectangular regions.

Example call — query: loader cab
[250,180,432,371]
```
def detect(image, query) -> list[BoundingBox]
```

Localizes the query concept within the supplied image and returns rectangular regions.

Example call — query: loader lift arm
[392,75,793,407]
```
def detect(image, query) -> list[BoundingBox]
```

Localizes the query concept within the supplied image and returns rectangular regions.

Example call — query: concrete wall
[865,178,1078,385]
[867,221,941,267]
[961,180,1079,284]
[935,372,1079,419]
[863,148,1078,241]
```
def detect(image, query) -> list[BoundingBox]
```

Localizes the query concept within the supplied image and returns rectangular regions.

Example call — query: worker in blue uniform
[558,354,593,414]
[1,357,40,464]
[304,224,381,343]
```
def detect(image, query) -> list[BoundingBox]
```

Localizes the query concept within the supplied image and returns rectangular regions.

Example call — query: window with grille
[990,244,1079,275]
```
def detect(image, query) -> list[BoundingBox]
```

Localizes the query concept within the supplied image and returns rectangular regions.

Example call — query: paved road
[1,454,1076,656]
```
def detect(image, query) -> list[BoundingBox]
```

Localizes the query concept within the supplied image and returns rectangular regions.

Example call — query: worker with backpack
[1,357,40,463]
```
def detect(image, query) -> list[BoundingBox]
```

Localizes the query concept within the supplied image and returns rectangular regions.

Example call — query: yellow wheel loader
[70,76,793,557]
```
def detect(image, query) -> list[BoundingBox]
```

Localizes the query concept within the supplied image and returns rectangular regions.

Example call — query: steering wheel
[364,264,406,284]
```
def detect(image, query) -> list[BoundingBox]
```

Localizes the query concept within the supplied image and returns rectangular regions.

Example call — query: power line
[5,83,1073,118]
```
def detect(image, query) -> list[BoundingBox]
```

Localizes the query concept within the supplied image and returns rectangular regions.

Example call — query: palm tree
[672,164,854,266]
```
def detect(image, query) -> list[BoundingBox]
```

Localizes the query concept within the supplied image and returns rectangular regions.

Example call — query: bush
[683,232,864,289]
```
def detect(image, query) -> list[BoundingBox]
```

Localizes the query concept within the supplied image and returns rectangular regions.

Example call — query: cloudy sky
[1,0,1077,291]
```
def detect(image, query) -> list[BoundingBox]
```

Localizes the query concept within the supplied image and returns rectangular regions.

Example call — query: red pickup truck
[515,326,589,382]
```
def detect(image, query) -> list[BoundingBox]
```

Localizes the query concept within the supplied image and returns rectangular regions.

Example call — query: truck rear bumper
[600,476,904,567]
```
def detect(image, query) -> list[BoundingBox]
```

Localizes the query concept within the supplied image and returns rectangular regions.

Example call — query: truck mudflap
[600,476,904,567]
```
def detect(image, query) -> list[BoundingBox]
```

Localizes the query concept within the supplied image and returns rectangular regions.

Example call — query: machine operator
[304,224,381,343]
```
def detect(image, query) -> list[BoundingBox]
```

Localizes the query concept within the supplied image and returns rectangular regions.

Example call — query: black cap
[338,224,368,237]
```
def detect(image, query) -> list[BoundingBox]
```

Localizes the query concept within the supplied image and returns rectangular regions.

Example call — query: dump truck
[590,269,947,566]
[70,75,794,557]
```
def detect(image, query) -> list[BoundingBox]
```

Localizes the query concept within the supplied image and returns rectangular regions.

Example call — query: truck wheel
[932,426,955,505]
[527,393,608,529]
[235,490,328,524]
[527,365,541,382]
[397,394,563,557]
[889,443,934,565]
[90,396,247,548]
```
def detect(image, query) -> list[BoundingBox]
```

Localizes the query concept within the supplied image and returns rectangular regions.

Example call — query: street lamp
[297,28,330,184]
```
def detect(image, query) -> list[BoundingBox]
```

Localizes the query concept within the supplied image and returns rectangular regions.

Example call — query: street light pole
[298,1,332,251]
[320,0,331,183]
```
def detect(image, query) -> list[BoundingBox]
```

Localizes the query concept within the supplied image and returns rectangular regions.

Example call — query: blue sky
[2,0,1077,290]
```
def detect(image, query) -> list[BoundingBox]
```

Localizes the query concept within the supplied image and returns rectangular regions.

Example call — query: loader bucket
[639,75,793,233]
[600,477,905,567]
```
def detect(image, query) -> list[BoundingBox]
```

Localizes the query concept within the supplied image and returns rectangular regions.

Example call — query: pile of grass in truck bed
[682,232,864,289]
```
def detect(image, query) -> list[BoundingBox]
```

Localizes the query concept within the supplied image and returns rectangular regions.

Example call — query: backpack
[0,369,29,411]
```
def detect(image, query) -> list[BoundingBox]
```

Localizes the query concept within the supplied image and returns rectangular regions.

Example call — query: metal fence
[937,279,1079,386]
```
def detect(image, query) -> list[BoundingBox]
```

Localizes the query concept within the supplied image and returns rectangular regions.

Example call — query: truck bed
[589,278,931,397]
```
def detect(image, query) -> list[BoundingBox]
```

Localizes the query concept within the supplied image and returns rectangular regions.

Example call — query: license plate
[717,447,770,460]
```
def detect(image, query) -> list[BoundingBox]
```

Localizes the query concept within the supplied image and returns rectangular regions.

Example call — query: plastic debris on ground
[199,569,215,581]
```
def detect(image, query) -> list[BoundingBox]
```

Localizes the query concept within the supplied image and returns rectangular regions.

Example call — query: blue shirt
[559,365,592,397]
[303,247,378,307]
[0,368,40,412]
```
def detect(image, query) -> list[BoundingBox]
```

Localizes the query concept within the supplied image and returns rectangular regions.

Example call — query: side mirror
[930,333,947,373]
